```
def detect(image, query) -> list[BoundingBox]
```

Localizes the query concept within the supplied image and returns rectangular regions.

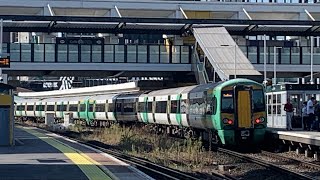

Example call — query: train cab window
[80,104,86,111]
[221,91,234,113]
[47,105,54,111]
[170,100,179,113]
[147,102,153,113]
[89,104,94,112]
[95,104,105,112]
[116,102,122,112]
[27,105,34,111]
[252,90,265,112]
[180,99,188,114]
[156,101,167,113]
[123,102,135,112]
[69,104,78,112]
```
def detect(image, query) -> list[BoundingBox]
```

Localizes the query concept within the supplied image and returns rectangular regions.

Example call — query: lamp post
[311,36,314,84]
[273,46,282,85]
[263,34,267,86]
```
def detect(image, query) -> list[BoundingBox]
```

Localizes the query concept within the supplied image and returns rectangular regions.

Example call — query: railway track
[218,148,317,180]
[54,130,233,180]
[260,150,320,179]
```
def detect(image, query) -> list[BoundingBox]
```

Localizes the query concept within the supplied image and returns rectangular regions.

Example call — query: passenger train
[14,79,266,146]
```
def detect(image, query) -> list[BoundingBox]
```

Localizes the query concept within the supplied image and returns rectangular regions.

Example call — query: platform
[0,126,152,180]
[266,128,320,147]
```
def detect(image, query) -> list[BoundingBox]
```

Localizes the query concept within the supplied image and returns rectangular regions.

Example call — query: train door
[234,85,252,129]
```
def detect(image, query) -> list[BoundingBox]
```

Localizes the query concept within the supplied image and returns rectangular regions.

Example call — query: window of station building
[27,105,34,111]
[47,105,55,111]
[88,104,94,112]
[180,99,189,114]
[95,104,105,112]
[69,104,78,112]
[123,102,135,113]
[156,101,167,113]
[80,104,86,112]
[170,100,179,114]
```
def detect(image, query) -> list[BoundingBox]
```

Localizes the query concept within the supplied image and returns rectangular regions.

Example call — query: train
[14,78,266,146]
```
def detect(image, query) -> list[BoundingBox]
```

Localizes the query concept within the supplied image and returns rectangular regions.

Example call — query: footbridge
[1,15,320,84]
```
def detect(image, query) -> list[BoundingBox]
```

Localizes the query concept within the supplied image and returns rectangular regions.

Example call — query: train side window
[57,105,62,111]
[89,104,94,112]
[147,102,153,113]
[47,105,54,111]
[27,105,33,111]
[171,100,179,113]
[80,104,86,111]
[108,103,114,112]
[95,104,105,112]
[156,101,167,113]
[213,96,217,115]
[180,99,188,114]
[190,98,205,115]
[69,104,78,111]
[138,102,145,112]
[62,105,67,111]
[206,98,212,115]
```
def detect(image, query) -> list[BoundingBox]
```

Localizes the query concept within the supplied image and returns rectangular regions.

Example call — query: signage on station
[0,57,10,68]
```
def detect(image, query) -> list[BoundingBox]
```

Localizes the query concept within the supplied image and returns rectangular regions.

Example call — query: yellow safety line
[21,127,112,180]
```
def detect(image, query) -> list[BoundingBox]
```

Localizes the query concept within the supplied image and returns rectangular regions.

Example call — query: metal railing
[4,43,192,64]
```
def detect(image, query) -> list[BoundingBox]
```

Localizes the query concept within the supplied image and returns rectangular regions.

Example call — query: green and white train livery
[15,78,266,146]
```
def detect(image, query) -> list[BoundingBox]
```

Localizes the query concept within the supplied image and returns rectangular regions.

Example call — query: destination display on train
[0,57,10,68]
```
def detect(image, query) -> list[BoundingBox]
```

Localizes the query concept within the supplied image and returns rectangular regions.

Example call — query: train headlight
[260,117,265,123]
[223,118,233,125]
[223,118,229,124]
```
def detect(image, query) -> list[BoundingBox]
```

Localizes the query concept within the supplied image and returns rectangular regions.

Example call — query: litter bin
[0,83,15,146]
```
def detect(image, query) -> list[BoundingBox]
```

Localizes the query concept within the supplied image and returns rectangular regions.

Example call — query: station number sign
[0,57,10,68]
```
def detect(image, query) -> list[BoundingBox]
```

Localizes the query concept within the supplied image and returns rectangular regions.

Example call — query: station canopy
[0,15,320,36]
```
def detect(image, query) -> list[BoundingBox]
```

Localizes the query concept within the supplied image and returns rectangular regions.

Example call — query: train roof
[146,85,197,96]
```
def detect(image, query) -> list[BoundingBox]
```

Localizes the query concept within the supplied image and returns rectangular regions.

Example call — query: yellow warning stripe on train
[21,127,112,180]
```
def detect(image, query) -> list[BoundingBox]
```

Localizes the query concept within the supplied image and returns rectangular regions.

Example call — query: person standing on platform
[302,102,308,130]
[307,97,316,131]
[314,100,320,131]
[284,98,293,131]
